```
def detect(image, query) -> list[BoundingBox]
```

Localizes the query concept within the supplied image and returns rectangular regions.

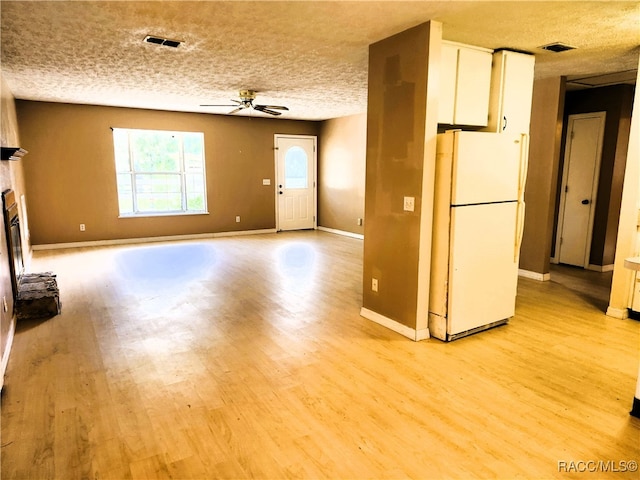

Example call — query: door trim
[274,134,317,231]
[552,111,606,267]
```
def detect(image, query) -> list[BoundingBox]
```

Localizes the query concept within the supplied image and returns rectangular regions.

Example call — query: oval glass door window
[285,146,308,189]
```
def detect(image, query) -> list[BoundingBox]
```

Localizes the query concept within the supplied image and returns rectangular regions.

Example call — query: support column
[360,21,442,340]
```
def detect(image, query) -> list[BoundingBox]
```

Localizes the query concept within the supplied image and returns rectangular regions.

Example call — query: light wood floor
[549,263,614,314]
[2,231,639,479]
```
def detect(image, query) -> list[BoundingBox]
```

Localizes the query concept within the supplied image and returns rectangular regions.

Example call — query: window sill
[118,211,209,219]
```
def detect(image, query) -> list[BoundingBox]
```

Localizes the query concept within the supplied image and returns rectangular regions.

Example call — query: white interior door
[275,135,317,231]
[555,112,606,267]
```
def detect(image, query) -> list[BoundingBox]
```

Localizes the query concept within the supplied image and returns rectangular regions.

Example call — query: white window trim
[113,128,208,217]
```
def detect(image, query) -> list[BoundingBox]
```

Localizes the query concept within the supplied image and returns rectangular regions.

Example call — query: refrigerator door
[448,201,519,337]
[451,131,523,205]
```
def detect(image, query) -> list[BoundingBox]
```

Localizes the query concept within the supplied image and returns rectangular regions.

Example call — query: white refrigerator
[429,130,528,341]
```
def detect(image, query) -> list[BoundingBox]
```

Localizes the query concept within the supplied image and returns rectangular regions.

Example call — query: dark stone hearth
[15,272,61,320]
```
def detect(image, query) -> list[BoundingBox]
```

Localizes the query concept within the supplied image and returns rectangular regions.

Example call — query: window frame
[113,128,208,218]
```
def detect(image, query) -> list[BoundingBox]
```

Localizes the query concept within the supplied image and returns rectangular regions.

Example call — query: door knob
[581,199,590,205]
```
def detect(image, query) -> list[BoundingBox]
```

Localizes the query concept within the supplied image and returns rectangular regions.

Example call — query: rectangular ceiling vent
[539,42,576,53]
[144,35,182,48]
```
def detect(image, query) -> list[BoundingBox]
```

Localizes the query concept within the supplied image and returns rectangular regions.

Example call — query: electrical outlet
[403,196,415,212]
[235,216,240,223]
[371,278,378,292]
[79,223,86,231]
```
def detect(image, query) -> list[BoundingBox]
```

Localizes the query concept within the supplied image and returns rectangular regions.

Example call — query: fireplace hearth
[2,189,60,319]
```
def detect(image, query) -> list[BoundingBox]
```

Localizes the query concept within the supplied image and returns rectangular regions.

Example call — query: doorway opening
[553,111,606,269]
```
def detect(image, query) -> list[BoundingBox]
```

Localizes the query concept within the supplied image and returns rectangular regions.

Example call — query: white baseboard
[587,264,614,272]
[550,261,614,273]
[1,316,15,390]
[318,226,364,240]
[606,306,629,319]
[360,307,429,341]
[32,229,278,251]
[518,269,551,281]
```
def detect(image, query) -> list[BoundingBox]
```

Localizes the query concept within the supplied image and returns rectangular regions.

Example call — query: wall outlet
[357,218,363,226]
[79,223,86,231]
[235,216,241,223]
[371,278,378,292]
[403,196,415,212]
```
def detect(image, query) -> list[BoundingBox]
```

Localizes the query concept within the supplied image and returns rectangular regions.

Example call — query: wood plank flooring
[1,231,639,479]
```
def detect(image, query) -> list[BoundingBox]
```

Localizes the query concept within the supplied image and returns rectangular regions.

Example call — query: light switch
[403,196,415,212]
[262,179,271,185]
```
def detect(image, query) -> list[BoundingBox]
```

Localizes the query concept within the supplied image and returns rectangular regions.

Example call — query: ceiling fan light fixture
[238,89,257,101]
[200,90,289,116]
[538,42,576,53]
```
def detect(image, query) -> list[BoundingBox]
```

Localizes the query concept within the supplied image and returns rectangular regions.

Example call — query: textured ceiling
[1,1,638,121]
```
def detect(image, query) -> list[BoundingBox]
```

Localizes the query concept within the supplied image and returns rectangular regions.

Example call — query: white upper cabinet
[438,41,493,127]
[483,50,536,134]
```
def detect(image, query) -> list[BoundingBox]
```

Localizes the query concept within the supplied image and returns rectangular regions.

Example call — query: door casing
[553,111,606,267]
[274,134,317,231]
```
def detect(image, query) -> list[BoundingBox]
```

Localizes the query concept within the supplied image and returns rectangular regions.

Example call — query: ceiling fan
[201,89,289,116]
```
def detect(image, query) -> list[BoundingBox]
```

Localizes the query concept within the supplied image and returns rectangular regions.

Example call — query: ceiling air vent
[539,42,576,53]
[144,35,182,48]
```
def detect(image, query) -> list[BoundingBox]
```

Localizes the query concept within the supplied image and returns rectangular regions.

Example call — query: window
[113,128,207,216]
[284,146,308,189]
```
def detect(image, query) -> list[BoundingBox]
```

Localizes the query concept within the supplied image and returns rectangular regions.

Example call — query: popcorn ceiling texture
[1,1,638,121]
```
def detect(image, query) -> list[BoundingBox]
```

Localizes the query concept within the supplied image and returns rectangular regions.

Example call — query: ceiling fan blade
[200,99,243,107]
[254,106,282,116]
[228,106,246,114]
[256,104,289,111]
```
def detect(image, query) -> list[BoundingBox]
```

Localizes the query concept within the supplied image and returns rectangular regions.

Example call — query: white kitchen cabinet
[483,50,536,134]
[438,41,493,127]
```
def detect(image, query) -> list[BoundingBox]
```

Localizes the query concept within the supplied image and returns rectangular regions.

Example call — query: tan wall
[519,77,566,275]
[362,22,438,329]
[16,101,319,245]
[318,113,366,235]
[1,72,29,379]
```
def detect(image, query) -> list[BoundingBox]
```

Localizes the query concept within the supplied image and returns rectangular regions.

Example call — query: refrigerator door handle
[515,201,526,262]
[518,133,530,201]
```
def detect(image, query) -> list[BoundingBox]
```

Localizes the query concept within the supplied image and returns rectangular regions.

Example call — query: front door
[275,135,317,231]
[555,112,606,267]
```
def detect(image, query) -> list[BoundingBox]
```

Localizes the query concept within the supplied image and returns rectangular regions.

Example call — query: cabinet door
[500,52,535,134]
[438,43,458,125]
[485,51,535,134]
[438,43,492,127]
[453,48,492,126]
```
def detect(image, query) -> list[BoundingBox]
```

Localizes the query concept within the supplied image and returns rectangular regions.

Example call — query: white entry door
[555,112,606,267]
[275,135,317,231]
